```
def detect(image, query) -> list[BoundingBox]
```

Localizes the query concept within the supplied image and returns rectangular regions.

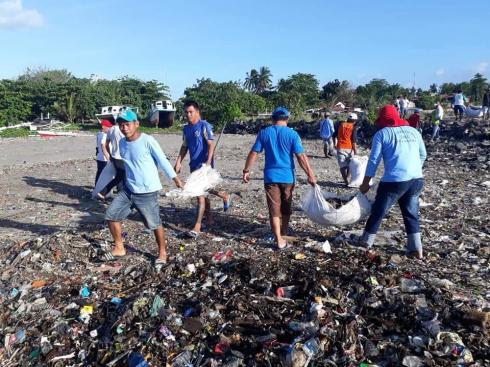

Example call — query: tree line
[0,67,488,128]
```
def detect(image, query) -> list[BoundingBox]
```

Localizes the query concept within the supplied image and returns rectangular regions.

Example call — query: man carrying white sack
[174,100,232,238]
[242,106,317,250]
[355,105,427,259]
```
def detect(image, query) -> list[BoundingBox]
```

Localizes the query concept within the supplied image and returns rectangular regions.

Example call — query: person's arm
[332,122,339,147]
[242,151,258,183]
[295,153,316,186]
[418,134,427,166]
[101,136,110,161]
[148,138,183,188]
[205,139,215,165]
[105,129,112,159]
[174,133,188,174]
[351,125,358,155]
[360,131,383,193]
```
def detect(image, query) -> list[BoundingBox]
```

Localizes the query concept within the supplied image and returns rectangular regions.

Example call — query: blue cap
[271,106,290,120]
[116,109,138,122]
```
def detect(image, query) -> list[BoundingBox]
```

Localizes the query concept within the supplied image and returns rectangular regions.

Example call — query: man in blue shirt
[356,105,426,259]
[242,106,317,249]
[319,112,335,157]
[174,100,231,237]
[105,109,183,267]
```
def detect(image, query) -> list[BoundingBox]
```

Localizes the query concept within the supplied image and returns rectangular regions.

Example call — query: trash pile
[0,222,488,366]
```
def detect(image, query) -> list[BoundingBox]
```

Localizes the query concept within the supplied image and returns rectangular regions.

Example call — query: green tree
[469,73,487,102]
[277,73,319,108]
[256,66,273,94]
[244,69,259,92]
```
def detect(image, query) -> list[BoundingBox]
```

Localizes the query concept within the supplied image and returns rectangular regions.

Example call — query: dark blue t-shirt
[251,125,304,184]
[182,120,214,171]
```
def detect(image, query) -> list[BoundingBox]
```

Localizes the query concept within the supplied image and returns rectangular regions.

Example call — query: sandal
[275,241,291,251]
[154,258,168,271]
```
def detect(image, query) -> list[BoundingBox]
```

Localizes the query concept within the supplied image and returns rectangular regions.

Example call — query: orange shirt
[335,122,356,149]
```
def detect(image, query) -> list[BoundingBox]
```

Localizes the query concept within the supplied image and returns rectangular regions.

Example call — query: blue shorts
[105,189,161,230]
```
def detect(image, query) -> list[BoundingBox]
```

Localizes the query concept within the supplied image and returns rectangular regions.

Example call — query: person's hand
[173,176,184,189]
[307,175,317,186]
[174,162,181,174]
[359,181,370,194]
[242,172,250,183]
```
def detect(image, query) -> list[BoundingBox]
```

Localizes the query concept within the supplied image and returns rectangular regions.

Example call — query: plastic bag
[348,155,368,187]
[92,161,116,198]
[167,164,223,199]
[301,184,372,226]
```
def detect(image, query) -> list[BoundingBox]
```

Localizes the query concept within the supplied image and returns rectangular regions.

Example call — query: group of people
[94,101,427,269]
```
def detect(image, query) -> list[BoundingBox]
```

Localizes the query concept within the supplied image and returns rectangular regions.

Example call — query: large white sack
[92,161,116,198]
[465,106,483,118]
[301,184,372,226]
[348,155,368,188]
[167,164,223,199]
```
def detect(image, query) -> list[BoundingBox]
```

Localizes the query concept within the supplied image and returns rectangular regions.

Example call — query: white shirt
[453,93,465,107]
[399,99,407,108]
[106,125,124,159]
[96,132,107,161]
[436,105,444,119]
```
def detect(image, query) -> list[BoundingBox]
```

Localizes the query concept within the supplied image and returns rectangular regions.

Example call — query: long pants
[104,159,125,194]
[431,125,440,141]
[95,160,107,185]
[362,178,424,252]
[322,137,334,157]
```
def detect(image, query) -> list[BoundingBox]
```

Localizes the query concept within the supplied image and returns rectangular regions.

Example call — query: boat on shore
[95,106,138,124]
[147,100,176,128]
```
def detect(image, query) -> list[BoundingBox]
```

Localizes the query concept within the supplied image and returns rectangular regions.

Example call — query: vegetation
[0,66,488,130]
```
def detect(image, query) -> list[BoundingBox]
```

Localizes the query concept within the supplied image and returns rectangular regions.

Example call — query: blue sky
[1,0,489,98]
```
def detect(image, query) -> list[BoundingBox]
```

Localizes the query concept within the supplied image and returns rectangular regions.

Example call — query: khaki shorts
[337,149,353,169]
[264,183,295,218]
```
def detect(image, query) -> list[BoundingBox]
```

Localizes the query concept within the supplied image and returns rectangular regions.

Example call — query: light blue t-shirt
[319,118,334,139]
[120,133,176,193]
[182,120,214,171]
[366,126,426,182]
[251,125,304,184]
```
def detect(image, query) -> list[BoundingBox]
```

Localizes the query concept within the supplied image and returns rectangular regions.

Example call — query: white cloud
[475,62,489,73]
[435,68,445,76]
[0,0,44,28]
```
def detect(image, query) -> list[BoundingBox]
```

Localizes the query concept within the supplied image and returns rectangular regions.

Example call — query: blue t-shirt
[182,120,214,171]
[120,133,176,193]
[319,118,334,139]
[251,125,304,184]
[366,126,426,182]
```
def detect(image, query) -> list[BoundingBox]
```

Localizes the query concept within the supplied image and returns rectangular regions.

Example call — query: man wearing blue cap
[104,109,183,268]
[242,106,317,249]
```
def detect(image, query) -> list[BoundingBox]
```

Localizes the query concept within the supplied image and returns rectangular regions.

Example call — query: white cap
[347,112,358,120]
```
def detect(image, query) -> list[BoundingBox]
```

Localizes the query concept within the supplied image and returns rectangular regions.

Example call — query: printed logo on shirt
[194,130,201,138]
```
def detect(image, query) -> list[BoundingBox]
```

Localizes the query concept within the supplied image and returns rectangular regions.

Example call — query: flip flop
[223,195,233,212]
[275,241,291,251]
[95,251,115,263]
[154,258,169,271]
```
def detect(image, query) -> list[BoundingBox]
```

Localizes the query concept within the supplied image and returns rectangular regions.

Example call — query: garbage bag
[301,184,372,226]
[465,106,483,118]
[92,161,116,198]
[167,164,223,199]
[348,155,368,188]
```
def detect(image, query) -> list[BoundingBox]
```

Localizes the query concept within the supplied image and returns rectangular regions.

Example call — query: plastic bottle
[276,285,297,298]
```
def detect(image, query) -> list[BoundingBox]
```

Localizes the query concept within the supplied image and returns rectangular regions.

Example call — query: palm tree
[256,66,272,94]
[244,69,259,92]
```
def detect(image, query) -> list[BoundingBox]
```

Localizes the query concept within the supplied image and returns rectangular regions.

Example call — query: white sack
[92,161,116,198]
[167,164,223,199]
[348,155,368,188]
[301,184,372,226]
[465,106,483,118]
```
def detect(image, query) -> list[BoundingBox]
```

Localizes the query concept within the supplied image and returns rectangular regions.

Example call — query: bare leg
[204,197,214,226]
[108,221,126,256]
[340,167,349,185]
[154,226,167,261]
[192,196,206,232]
[270,216,285,248]
[281,214,290,236]
[209,189,229,203]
